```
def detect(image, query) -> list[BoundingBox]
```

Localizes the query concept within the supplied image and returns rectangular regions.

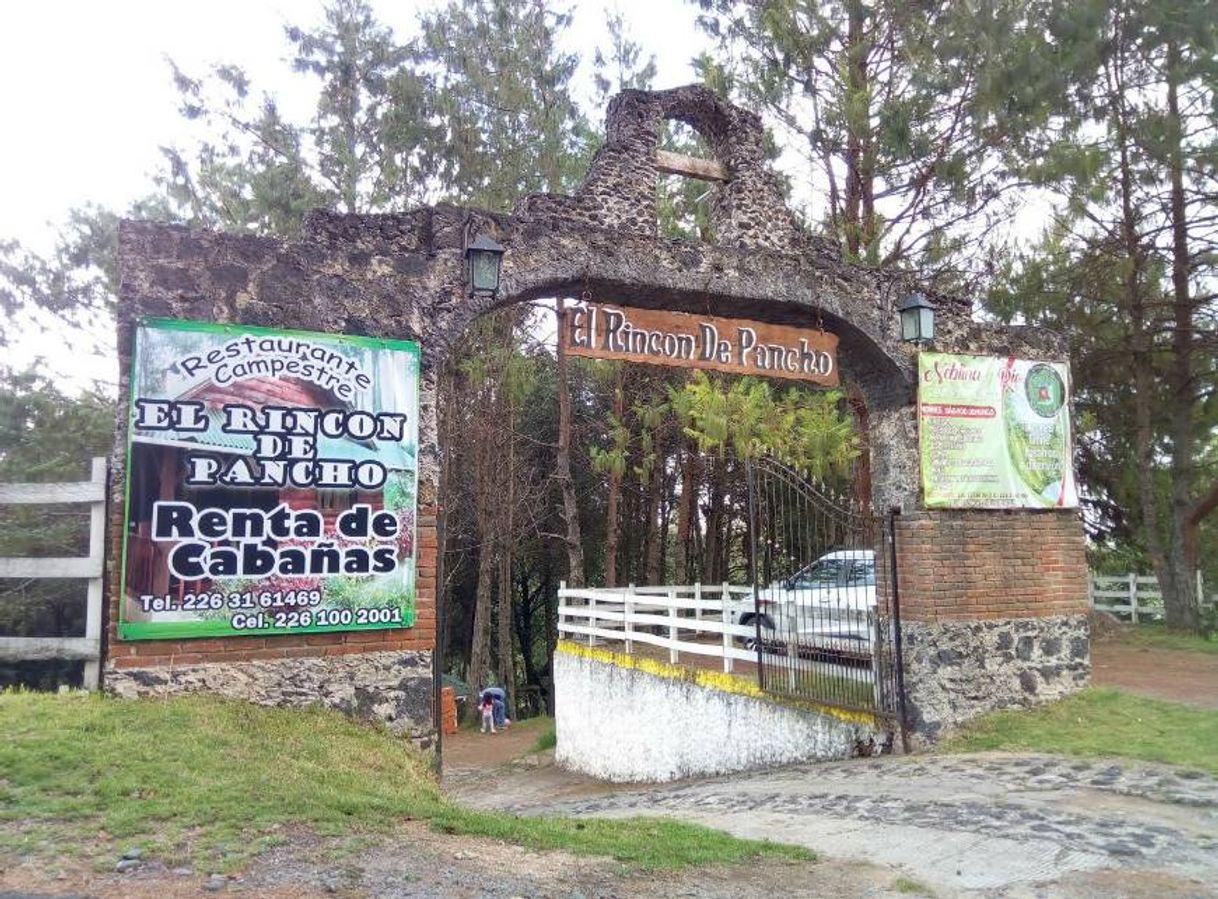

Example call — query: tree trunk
[496,397,516,711]
[842,3,868,258]
[468,519,495,704]
[703,455,727,583]
[496,544,514,711]
[513,570,537,694]
[605,471,621,587]
[1111,23,1170,617]
[554,298,586,587]
[644,425,665,585]
[658,464,674,583]
[1163,41,1200,632]
[543,553,557,714]
[469,322,508,702]
[604,367,624,588]
[674,440,699,584]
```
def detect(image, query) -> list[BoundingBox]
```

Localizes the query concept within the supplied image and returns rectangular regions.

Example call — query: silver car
[733,549,877,656]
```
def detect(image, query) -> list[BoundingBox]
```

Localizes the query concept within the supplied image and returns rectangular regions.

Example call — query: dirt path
[1091,638,1218,709]
[8,751,1216,899]
[441,715,551,773]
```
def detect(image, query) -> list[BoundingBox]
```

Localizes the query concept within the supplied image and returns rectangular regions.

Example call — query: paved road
[451,752,1218,896]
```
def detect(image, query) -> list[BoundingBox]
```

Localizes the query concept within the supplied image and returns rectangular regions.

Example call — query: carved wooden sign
[561,301,839,386]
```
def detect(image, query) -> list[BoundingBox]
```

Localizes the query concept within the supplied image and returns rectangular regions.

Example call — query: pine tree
[989,0,1218,632]
[413,0,588,210]
[696,0,1031,281]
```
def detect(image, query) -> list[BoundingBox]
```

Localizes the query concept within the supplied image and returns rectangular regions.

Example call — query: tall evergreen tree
[413,0,588,210]
[989,0,1218,632]
[161,0,442,231]
[695,0,1031,281]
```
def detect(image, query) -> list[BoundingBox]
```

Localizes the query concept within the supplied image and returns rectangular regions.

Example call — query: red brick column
[895,510,1090,622]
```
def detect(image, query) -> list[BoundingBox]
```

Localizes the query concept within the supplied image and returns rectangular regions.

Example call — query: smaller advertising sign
[119,319,420,641]
[918,352,1078,509]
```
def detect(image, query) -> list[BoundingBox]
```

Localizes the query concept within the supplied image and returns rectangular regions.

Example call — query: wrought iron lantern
[464,234,505,297]
[898,292,936,346]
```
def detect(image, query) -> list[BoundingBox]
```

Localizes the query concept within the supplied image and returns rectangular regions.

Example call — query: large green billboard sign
[918,352,1077,510]
[119,319,420,640]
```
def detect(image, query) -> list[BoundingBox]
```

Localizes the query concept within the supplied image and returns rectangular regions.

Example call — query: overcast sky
[0,0,710,254]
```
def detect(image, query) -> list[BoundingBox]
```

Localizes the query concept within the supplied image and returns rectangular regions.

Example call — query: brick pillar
[894,509,1091,741]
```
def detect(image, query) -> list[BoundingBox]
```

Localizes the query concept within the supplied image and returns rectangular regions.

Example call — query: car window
[845,561,875,586]
[790,560,845,588]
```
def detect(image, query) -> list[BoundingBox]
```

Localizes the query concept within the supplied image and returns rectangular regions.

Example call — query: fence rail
[1089,571,1214,623]
[557,581,884,715]
[0,457,107,687]
[558,582,757,670]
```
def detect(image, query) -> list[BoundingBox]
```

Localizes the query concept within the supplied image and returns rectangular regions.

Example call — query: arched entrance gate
[110,86,1091,759]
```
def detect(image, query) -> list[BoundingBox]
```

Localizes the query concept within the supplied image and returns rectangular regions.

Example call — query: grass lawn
[940,688,1218,775]
[1108,622,1218,655]
[531,722,557,753]
[0,691,811,872]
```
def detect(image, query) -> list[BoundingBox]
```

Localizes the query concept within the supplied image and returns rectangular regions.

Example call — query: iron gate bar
[746,462,766,690]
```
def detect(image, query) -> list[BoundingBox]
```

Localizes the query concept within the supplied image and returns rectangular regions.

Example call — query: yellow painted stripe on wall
[556,639,877,727]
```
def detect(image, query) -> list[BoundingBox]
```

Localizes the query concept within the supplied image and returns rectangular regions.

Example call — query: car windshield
[790,560,846,587]
[788,557,874,588]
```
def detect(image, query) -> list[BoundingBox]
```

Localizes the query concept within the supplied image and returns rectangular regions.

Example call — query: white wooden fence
[556,581,885,710]
[557,582,758,673]
[1089,571,1214,623]
[0,458,107,688]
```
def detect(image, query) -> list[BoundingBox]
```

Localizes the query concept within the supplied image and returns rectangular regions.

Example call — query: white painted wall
[554,649,884,783]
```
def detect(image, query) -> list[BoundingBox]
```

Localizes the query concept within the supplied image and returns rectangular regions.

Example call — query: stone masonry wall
[106,650,435,747]
[902,615,1091,742]
[110,84,1091,746]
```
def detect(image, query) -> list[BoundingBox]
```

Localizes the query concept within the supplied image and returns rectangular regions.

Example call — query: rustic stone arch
[112,85,1090,746]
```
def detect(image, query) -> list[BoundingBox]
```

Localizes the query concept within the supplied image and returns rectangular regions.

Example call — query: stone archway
[111,85,1090,747]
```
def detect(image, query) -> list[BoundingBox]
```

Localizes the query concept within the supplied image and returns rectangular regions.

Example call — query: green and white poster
[918,352,1077,509]
[119,319,420,640]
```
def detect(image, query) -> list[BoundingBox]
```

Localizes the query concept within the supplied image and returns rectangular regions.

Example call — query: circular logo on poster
[1025,364,1065,418]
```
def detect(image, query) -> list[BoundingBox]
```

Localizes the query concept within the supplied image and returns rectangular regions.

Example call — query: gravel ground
[6,749,1217,897]
[0,820,909,899]
[449,752,1218,897]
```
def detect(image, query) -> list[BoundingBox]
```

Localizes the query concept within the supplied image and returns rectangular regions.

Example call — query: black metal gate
[745,456,907,738]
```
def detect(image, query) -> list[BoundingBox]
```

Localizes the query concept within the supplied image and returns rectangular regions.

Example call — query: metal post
[668,589,679,664]
[745,460,765,690]
[787,612,797,692]
[624,584,635,655]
